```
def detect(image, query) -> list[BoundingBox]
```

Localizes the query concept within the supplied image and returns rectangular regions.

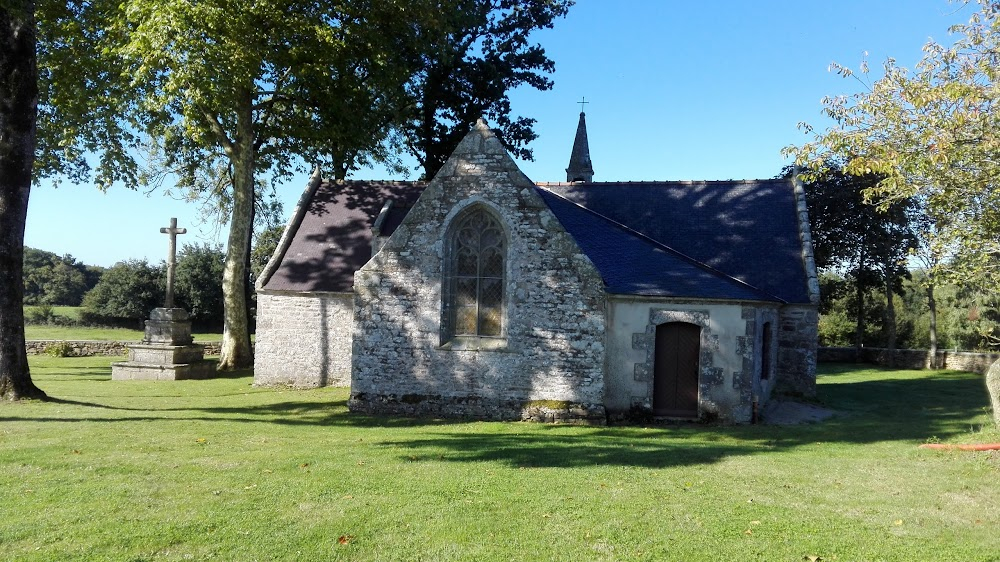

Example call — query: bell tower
[566,99,594,182]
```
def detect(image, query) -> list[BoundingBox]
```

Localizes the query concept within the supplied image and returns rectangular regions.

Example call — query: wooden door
[653,322,700,417]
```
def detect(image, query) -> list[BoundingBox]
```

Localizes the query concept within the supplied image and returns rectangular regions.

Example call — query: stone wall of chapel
[605,298,778,424]
[350,128,607,423]
[776,304,819,397]
[253,291,353,388]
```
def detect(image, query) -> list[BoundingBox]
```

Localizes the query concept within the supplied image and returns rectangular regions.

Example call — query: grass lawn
[23,325,224,343]
[1,361,998,561]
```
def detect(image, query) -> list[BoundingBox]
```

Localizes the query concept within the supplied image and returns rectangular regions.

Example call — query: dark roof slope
[538,180,811,304]
[263,180,426,292]
[536,188,782,301]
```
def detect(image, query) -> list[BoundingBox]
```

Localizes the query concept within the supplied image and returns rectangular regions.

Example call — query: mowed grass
[1,361,998,561]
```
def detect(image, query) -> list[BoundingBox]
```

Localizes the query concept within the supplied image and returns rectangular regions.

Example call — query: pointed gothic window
[444,207,505,344]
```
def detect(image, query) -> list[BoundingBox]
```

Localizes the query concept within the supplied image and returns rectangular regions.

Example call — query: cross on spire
[159,217,187,309]
[578,97,589,112]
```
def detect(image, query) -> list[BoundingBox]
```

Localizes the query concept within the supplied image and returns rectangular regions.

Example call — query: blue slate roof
[538,181,811,304]
[535,188,784,301]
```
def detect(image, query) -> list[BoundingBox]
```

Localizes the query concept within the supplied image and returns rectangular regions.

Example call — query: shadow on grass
[12,365,992,469]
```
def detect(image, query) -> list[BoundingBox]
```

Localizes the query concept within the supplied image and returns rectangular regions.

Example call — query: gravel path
[761,400,836,425]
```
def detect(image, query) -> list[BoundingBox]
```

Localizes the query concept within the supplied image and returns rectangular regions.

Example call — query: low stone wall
[818,346,1000,374]
[26,340,224,357]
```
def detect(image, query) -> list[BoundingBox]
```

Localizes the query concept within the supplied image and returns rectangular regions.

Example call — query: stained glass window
[447,208,505,339]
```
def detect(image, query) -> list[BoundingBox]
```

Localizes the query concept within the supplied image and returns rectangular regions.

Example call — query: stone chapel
[253,114,820,423]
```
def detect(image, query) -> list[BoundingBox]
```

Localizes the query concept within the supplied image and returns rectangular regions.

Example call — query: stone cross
[159,217,187,309]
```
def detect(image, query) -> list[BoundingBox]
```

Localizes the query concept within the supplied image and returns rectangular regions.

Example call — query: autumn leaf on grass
[337,535,355,545]
[804,556,822,562]
[195,438,207,445]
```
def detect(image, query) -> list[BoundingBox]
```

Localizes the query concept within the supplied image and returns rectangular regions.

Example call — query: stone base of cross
[144,307,194,346]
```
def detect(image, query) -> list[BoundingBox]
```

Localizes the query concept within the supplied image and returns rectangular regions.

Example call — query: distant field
[1,361,998,561]
[24,305,83,320]
[24,306,223,342]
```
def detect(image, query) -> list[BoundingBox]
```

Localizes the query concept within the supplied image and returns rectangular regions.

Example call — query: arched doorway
[653,322,701,417]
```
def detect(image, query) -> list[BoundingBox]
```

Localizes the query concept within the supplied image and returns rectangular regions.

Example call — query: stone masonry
[254,291,353,387]
[776,305,819,396]
[350,120,608,423]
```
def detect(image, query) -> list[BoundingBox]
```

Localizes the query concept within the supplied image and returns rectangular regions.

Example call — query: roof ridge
[328,179,427,185]
[535,185,787,304]
[536,179,784,187]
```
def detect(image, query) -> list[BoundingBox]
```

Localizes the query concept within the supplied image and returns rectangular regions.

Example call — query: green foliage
[250,225,283,284]
[35,0,138,187]
[4,358,998,560]
[22,247,102,306]
[81,259,164,327]
[403,0,573,179]
[42,340,72,357]
[787,0,1000,287]
[174,243,225,329]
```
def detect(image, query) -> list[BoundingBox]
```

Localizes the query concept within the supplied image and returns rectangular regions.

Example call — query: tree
[81,259,164,328]
[22,247,97,305]
[174,243,225,330]
[790,166,918,359]
[250,225,283,284]
[403,0,572,180]
[0,0,46,400]
[787,0,1000,420]
[111,0,447,369]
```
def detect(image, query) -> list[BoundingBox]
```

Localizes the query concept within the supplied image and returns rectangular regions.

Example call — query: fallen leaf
[804,556,822,562]
[750,520,761,525]
[357,461,366,466]
[542,514,551,518]
[893,520,903,526]
[342,495,353,499]
[195,438,207,445]
[244,484,257,490]
[71,450,81,454]
[299,463,310,468]
[263,469,273,474]
[337,535,354,545]
[744,529,753,535]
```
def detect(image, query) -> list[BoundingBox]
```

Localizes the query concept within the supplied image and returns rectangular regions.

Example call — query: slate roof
[263,180,426,293]
[262,177,811,304]
[535,188,785,301]
[538,180,811,304]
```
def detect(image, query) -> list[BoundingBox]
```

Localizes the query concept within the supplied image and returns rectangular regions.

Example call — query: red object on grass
[918,443,1000,451]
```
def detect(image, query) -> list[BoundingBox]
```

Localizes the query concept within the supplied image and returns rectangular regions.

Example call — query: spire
[566,110,594,182]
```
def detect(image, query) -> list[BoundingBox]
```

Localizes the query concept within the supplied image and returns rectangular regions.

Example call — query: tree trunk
[884,273,896,368]
[217,94,254,370]
[853,276,866,360]
[0,2,46,400]
[927,282,938,369]
[986,358,1000,426]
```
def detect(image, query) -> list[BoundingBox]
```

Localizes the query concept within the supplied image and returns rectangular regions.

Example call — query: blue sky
[24,0,973,267]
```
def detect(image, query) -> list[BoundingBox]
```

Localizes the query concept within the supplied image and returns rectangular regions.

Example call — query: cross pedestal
[112,218,216,381]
